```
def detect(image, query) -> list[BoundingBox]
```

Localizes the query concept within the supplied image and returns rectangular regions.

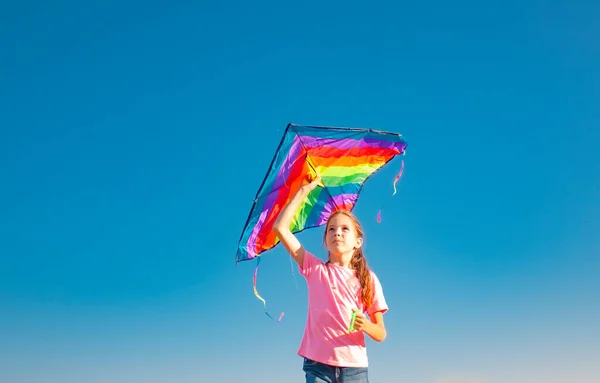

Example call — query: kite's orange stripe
[260,169,307,252]
[255,153,309,254]
[306,145,399,159]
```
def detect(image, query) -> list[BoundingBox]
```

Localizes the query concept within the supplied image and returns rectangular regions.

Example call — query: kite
[236,123,408,318]
[236,123,407,262]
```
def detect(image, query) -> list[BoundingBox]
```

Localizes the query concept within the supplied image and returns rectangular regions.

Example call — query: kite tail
[377,159,405,223]
[253,258,284,322]
[392,159,405,196]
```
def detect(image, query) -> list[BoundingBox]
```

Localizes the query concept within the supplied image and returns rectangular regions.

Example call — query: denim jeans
[303,357,369,383]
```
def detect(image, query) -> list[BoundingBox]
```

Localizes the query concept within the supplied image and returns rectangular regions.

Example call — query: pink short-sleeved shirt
[297,251,388,367]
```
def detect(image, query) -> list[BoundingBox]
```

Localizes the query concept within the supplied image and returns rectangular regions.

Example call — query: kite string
[253,257,284,322]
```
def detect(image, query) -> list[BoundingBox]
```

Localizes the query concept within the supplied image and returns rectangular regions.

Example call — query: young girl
[273,175,388,383]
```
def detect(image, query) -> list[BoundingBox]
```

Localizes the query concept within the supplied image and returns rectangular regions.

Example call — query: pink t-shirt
[297,251,388,367]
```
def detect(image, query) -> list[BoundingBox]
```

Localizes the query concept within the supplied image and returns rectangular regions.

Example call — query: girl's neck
[328,252,354,268]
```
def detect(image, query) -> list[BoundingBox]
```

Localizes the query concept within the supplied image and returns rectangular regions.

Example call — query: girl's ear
[354,237,363,249]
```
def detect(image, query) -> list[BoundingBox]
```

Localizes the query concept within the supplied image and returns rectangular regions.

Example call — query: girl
[273,175,388,383]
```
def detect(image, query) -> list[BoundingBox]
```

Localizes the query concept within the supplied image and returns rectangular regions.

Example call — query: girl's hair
[324,210,374,309]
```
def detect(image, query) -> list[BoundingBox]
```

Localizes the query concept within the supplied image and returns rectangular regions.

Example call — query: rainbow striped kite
[236,123,407,264]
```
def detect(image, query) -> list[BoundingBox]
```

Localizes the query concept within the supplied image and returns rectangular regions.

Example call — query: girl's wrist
[299,184,315,194]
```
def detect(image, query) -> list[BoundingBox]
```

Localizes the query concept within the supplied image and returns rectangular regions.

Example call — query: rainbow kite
[236,123,407,264]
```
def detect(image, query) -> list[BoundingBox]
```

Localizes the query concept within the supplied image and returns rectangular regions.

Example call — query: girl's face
[325,213,363,257]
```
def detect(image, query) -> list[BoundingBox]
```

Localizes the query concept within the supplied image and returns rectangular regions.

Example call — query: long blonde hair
[324,210,374,309]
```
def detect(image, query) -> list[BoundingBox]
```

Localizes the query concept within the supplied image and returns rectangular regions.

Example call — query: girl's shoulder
[299,250,328,276]
[368,268,385,286]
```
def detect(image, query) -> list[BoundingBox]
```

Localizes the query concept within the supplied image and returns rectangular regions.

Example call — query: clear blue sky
[1,1,599,382]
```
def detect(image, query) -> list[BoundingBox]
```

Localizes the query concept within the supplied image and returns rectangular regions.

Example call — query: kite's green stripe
[318,163,382,179]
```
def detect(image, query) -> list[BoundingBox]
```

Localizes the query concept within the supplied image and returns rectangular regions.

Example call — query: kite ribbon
[377,159,405,223]
[253,258,284,322]
[392,159,405,196]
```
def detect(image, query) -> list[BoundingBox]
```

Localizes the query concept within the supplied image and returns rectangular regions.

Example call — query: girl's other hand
[352,311,370,333]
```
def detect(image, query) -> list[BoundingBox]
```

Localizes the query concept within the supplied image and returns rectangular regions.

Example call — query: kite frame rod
[288,122,404,138]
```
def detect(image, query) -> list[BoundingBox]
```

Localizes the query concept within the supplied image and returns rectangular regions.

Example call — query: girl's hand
[352,311,371,333]
[303,174,322,191]
[354,311,387,342]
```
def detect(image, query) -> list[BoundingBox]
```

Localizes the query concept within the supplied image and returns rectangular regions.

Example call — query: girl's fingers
[353,312,368,331]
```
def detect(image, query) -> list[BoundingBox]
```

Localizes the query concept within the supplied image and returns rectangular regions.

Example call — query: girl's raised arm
[273,176,321,267]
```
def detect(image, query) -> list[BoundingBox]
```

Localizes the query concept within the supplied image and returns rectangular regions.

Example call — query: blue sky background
[1,1,599,382]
